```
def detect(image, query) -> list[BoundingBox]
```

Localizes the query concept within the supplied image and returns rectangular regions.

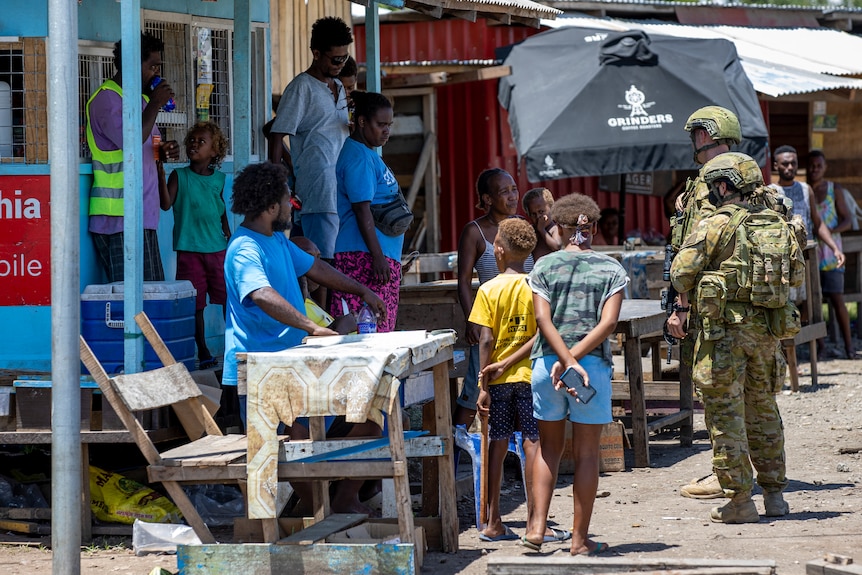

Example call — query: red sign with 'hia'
[0,176,50,306]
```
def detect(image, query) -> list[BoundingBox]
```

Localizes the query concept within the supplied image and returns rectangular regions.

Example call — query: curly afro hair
[230,162,290,219]
[185,121,228,168]
[551,193,601,228]
[496,217,537,261]
[310,17,353,53]
[522,187,554,214]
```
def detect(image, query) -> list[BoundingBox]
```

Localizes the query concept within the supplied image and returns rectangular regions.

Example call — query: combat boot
[680,474,724,499]
[709,493,759,524]
[763,491,789,517]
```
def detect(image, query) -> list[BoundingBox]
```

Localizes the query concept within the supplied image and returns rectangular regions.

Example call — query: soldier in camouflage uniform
[670,153,805,524]
[667,107,788,500]
[667,106,743,499]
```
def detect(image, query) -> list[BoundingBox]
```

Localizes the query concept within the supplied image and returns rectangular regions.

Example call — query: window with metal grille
[79,13,267,163]
[0,38,47,164]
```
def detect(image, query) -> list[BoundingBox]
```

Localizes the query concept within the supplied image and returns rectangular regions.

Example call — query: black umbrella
[498,28,768,241]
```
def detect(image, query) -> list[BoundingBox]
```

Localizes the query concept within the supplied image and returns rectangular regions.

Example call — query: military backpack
[713,205,803,309]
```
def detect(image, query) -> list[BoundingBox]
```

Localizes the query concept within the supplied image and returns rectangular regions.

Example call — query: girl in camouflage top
[523,194,628,555]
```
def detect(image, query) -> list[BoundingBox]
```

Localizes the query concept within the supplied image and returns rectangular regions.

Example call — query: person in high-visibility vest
[86,32,180,282]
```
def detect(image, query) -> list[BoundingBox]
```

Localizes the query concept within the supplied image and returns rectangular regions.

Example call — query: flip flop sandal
[588,541,610,556]
[519,537,543,552]
[478,526,519,542]
[543,528,572,543]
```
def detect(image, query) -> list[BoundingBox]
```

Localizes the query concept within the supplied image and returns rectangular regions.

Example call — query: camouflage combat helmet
[701,152,763,194]
[684,106,742,146]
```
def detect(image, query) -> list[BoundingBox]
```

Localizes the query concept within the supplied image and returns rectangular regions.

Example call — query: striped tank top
[472,220,534,284]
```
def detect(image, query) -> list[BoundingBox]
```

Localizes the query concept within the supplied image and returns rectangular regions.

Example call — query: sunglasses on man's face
[326,53,350,65]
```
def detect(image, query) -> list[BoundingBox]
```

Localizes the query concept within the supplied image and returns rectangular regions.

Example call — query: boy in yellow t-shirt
[469,218,570,544]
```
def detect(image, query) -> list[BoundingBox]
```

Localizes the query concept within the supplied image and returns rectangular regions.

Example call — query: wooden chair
[79,311,247,544]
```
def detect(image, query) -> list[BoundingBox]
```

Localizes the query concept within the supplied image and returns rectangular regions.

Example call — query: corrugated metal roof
[445,0,563,14]
[542,15,862,97]
[544,0,862,13]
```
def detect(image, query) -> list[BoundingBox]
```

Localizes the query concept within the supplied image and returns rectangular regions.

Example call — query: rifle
[661,243,678,365]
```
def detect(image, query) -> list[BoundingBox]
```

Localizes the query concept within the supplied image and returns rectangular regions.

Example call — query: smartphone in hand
[560,366,596,404]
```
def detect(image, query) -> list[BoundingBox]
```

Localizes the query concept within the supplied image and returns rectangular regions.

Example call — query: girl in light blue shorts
[521,193,627,556]
[531,353,612,425]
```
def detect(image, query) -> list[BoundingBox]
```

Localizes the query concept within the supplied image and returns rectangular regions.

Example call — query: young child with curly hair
[522,187,561,261]
[160,121,232,368]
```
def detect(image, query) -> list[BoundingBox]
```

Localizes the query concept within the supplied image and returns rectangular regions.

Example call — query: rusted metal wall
[356,19,669,252]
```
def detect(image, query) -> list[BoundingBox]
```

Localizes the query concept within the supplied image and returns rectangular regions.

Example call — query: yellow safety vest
[85,80,150,217]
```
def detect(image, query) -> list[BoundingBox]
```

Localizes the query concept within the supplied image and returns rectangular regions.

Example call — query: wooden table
[241,331,459,552]
[615,299,692,468]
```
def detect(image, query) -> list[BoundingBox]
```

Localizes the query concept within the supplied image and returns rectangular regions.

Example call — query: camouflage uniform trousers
[692,312,788,497]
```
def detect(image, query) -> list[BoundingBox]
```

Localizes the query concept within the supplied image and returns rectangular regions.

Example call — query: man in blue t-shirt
[224,162,386,516]
[223,162,385,402]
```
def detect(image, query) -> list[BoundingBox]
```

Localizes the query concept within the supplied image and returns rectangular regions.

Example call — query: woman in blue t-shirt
[331,91,404,331]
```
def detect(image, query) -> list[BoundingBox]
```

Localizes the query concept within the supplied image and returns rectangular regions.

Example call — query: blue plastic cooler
[81,281,197,374]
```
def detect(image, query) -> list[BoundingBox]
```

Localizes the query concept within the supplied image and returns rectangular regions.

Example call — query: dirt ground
[1,348,861,574]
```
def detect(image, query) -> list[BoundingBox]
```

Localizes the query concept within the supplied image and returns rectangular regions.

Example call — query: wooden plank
[0,429,183,445]
[386,392,416,545]
[624,334,650,468]
[405,133,436,209]
[807,558,862,575]
[148,464,246,483]
[0,519,50,535]
[611,380,685,401]
[431,360,458,553]
[112,363,201,412]
[23,37,47,164]
[0,508,51,520]
[283,435,444,461]
[446,65,511,85]
[646,409,694,433]
[276,461,397,481]
[487,556,777,575]
[177,541,416,575]
[160,434,248,464]
[278,513,367,546]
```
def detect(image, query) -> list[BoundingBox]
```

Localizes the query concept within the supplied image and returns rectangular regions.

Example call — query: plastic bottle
[356,303,377,334]
[149,76,176,112]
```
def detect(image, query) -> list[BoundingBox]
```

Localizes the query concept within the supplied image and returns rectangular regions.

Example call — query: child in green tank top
[160,121,231,369]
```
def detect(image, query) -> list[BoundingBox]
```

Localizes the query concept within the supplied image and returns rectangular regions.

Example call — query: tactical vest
[86,80,141,217]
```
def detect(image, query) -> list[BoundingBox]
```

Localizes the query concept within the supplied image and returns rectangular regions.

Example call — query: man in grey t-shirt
[269,17,353,260]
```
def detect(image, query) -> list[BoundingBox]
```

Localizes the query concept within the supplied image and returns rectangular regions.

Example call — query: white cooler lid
[81,280,197,301]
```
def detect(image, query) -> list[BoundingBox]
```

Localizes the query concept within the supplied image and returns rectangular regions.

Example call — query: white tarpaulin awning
[542,15,862,97]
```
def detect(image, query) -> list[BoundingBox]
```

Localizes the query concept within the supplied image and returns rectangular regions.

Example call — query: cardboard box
[327,521,426,567]
[559,420,626,474]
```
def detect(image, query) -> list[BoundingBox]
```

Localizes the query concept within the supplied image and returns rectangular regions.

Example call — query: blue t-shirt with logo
[334,137,405,261]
